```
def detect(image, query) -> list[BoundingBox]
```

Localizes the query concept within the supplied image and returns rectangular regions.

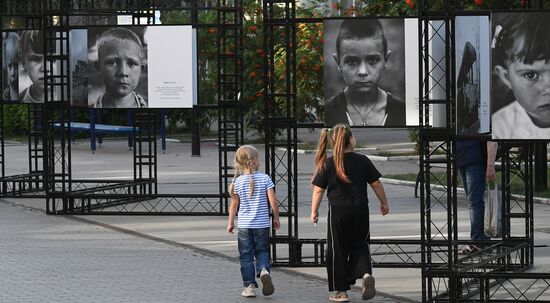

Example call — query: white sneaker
[260,268,274,296]
[362,273,376,300]
[241,284,256,298]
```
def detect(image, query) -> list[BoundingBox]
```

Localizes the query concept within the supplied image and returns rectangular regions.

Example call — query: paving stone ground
[0,201,403,303]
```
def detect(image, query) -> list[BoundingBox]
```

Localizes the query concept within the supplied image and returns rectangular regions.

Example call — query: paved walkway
[0,200,406,303]
[2,139,550,302]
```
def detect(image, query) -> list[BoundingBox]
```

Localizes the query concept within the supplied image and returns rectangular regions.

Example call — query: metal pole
[191,0,200,157]
[534,141,547,192]
[191,108,201,156]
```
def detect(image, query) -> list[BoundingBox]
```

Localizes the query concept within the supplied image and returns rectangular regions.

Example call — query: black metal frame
[0,0,244,215]
[2,0,550,300]
[263,0,426,268]
[418,0,550,301]
[0,1,46,197]
[262,0,550,301]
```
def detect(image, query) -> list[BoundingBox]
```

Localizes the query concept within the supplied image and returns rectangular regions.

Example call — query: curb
[380,178,550,206]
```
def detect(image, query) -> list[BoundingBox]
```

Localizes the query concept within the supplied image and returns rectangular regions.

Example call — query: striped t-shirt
[234,172,275,229]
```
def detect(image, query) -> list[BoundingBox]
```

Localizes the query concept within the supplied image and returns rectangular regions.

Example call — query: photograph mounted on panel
[19,30,46,103]
[491,12,550,139]
[19,30,60,104]
[2,32,19,102]
[70,29,88,107]
[2,30,59,104]
[87,27,148,108]
[323,18,417,127]
[71,25,196,108]
[455,15,490,136]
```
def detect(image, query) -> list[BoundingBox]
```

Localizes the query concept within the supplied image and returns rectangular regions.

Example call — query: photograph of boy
[455,16,490,136]
[87,27,148,108]
[492,12,550,139]
[18,30,48,103]
[2,32,19,102]
[323,18,406,127]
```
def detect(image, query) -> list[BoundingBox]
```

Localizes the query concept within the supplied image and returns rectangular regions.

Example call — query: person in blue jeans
[227,145,280,298]
[456,140,497,250]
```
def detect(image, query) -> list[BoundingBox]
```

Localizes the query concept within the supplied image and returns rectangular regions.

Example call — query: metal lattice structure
[262,0,426,268]
[1,0,550,300]
[0,0,45,197]
[418,0,550,301]
[0,0,244,215]
[261,0,550,301]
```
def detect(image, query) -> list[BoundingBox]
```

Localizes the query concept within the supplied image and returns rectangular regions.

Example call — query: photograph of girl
[491,12,550,140]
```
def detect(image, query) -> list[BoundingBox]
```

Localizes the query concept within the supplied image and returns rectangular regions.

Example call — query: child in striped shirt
[227,145,280,298]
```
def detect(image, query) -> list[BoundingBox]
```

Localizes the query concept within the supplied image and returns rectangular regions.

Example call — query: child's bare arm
[227,194,240,234]
[370,180,389,215]
[267,188,280,230]
[310,185,325,223]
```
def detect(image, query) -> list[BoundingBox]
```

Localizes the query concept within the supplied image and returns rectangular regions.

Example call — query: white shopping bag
[484,181,502,238]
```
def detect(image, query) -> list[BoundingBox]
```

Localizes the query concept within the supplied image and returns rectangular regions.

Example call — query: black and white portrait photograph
[70,29,88,107]
[2,32,19,102]
[87,26,148,108]
[323,18,406,127]
[491,12,550,139]
[17,30,50,104]
[455,15,490,136]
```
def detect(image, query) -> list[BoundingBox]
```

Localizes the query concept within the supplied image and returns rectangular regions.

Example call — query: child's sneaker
[241,284,256,298]
[260,268,274,296]
[361,273,376,300]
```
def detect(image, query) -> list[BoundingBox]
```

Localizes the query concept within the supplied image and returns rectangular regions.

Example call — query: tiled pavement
[0,201,405,303]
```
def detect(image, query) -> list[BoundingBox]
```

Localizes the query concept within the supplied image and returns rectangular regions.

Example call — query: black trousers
[326,205,372,291]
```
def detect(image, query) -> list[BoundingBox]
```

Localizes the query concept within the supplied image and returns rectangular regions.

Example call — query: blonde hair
[96,27,145,62]
[313,124,353,183]
[3,32,19,65]
[229,145,259,198]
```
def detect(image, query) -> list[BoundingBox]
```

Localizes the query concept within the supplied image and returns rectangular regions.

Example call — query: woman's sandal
[329,291,350,302]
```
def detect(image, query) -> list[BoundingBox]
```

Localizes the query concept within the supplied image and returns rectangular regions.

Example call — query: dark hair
[19,30,43,62]
[335,19,387,61]
[493,13,550,66]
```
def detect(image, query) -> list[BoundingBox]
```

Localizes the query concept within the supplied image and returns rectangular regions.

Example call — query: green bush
[3,105,29,138]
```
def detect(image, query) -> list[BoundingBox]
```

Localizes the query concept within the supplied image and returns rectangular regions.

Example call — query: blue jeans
[238,227,271,287]
[459,164,490,240]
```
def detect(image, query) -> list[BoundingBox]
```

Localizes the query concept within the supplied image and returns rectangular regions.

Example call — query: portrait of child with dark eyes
[491,12,550,139]
[90,27,148,108]
[18,30,50,103]
[323,18,406,127]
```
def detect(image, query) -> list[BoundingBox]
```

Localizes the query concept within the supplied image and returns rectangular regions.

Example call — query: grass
[385,170,550,199]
